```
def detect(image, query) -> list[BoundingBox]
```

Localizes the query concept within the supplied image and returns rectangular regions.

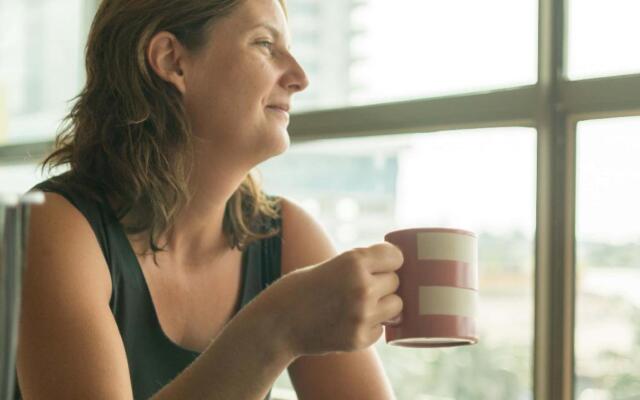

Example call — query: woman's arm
[18,193,134,399]
[18,193,295,400]
[279,197,398,400]
[150,279,296,400]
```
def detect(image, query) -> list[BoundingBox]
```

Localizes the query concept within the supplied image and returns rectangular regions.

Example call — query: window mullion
[535,0,575,399]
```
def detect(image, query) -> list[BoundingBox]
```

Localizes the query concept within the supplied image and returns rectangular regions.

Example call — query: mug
[384,227,478,347]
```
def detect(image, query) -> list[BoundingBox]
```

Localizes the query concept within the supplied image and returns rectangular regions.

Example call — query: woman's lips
[266,105,290,120]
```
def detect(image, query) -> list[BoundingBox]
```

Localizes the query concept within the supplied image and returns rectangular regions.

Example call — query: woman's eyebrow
[248,22,291,50]
[248,22,281,39]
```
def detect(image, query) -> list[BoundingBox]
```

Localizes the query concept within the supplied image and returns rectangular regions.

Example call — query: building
[287,0,367,110]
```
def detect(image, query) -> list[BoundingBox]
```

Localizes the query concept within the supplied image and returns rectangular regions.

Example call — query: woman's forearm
[151,286,296,400]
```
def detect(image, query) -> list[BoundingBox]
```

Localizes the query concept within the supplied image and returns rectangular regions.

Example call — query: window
[262,128,537,399]
[568,0,640,80]
[0,0,86,144]
[0,164,56,193]
[575,117,640,399]
[288,0,537,111]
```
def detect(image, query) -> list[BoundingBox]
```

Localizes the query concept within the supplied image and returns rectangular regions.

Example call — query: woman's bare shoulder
[17,191,133,398]
[26,191,112,295]
[278,196,338,275]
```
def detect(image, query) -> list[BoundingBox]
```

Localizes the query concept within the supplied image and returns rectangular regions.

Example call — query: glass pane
[288,0,537,111]
[575,117,640,399]
[568,0,640,80]
[0,0,85,144]
[0,163,65,194]
[261,128,536,399]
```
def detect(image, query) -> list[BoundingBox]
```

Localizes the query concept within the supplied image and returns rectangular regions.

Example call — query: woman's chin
[270,128,290,152]
[254,133,289,165]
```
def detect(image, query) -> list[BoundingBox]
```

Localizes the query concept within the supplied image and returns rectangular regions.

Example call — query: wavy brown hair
[41,0,287,261]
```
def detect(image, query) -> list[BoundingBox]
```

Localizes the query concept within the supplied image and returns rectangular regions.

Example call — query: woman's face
[182,0,308,167]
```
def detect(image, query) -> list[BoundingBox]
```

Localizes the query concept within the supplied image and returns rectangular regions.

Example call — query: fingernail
[390,314,402,324]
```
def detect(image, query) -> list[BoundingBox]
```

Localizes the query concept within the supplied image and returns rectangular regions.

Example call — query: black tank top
[15,178,282,400]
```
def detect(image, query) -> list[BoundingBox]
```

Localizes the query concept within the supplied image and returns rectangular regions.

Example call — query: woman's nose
[283,55,309,93]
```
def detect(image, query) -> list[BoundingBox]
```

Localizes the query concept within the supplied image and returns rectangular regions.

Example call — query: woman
[16,0,404,399]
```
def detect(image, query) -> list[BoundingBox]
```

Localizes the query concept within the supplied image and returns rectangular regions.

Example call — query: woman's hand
[271,242,404,357]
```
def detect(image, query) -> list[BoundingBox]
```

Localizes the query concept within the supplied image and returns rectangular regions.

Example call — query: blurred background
[1,0,639,399]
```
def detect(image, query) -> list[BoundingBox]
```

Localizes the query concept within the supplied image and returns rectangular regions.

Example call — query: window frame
[2,0,640,399]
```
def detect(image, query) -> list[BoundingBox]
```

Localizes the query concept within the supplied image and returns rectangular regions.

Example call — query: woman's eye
[257,40,274,52]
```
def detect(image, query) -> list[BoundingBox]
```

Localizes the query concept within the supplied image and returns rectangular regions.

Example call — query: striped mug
[384,228,478,347]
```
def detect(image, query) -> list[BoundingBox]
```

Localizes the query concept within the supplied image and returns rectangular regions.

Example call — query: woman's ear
[147,31,187,94]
